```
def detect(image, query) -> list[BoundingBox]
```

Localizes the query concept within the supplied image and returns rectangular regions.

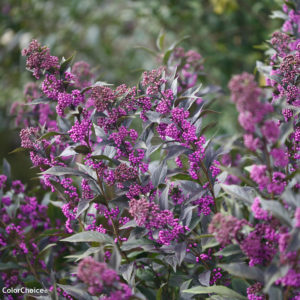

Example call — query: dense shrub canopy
[0,1,299,300]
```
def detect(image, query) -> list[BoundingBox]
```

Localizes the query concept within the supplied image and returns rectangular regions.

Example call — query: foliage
[0,0,300,300]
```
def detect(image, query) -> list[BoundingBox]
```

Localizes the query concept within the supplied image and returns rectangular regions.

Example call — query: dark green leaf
[120,262,135,285]
[156,283,167,300]
[0,262,19,270]
[218,263,264,281]
[74,145,90,154]
[221,184,255,205]
[159,184,169,210]
[183,285,247,299]
[59,146,77,157]
[151,161,167,188]
[65,247,102,262]
[175,241,186,265]
[38,132,66,140]
[198,270,211,286]
[199,121,217,136]
[165,255,178,272]
[134,46,157,56]
[156,31,165,51]
[199,109,220,118]
[41,166,91,179]
[9,147,26,155]
[214,244,242,257]
[60,231,113,244]
[121,238,154,251]
[60,53,75,74]
[37,243,57,258]
[287,228,300,252]
[76,198,92,218]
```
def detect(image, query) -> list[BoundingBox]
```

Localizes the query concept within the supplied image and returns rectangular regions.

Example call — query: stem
[95,169,130,263]
[26,254,40,281]
[262,139,274,199]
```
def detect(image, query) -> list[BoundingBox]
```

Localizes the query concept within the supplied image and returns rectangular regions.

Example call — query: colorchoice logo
[2,287,48,294]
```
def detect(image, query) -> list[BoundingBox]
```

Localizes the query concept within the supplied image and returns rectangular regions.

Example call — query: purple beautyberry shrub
[14,36,229,299]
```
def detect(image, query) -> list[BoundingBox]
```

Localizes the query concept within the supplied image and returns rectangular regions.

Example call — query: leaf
[159,184,169,210]
[109,194,129,209]
[267,287,283,300]
[129,227,148,240]
[9,147,26,155]
[134,45,158,56]
[76,198,93,218]
[221,184,254,205]
[60,231,113,244]
[270,10,288,20]
[109,247,121,270]
[165,144,189,160]
[37,243,57,258]
[74,145,90,154]
[171,77,178,96]
[284,1,296,9]
[38,132,66,140]
[168,35,190,52]
[287,228,300,252]
[81,86,92,94]
[65,247,102,262]
[202,237,219,250]
[214,244,242,257]
[120,219,137,230]
[156,283,167,300]
[198,270,211,287]
[60,53,75,74]
[26,97,52,105]
[263,264,289,292]
[231,278,249,297]
[180,205,197,227]
[218,263,264,281]
[156,30,165,51]
[0,262,19,270]
[256,61,273,79]
[144,111,161,123]
[90,154,116,165]
[183,285,247,299]
[92,81,114,87]
[175,242,186,265]
[282,188,300,208]
[165,255,178,272]
[171,173,195,181]
[120,262,135,285]
[121,238,154,251]
[163,49,173,65]
[199,109,220,118]
[151,161,167,188]
[59,146,77,157]
[57,284,93,300]
[180,279,193,300]
[41,166,91,179]
[260,200,292,226]
[199,121,217,136]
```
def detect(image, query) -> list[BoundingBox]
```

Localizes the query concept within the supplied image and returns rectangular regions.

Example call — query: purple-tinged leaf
[198,270,211,286]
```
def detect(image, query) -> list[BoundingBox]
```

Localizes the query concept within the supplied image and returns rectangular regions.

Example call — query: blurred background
[0,0,280,183]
